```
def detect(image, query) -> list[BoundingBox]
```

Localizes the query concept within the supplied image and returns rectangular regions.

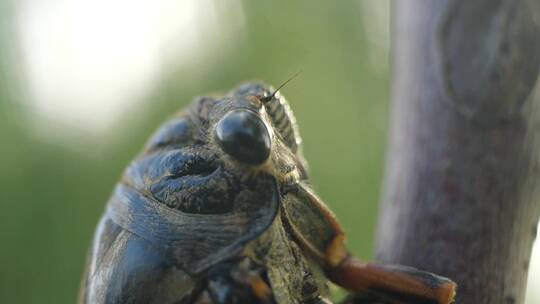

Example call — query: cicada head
[201,82,307,186]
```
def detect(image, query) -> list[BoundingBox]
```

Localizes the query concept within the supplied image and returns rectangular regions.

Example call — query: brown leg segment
[328,256,456,304]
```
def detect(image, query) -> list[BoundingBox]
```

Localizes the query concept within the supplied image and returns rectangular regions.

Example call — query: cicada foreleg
[328,256,456,304]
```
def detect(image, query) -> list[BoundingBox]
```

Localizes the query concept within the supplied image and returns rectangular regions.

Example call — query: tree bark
[375,1,540,303]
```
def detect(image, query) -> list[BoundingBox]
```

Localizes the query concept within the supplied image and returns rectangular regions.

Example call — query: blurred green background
[0,1,538,303]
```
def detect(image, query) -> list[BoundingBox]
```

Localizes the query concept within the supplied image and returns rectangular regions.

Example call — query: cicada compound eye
[214,109,272,165]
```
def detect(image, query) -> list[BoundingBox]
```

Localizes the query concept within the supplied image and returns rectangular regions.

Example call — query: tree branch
[375,1,540,303]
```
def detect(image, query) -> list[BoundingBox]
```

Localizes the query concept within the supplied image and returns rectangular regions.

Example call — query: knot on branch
[437,0,540,124]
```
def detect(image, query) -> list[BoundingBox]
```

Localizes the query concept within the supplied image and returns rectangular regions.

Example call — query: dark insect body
[79,82,456,304]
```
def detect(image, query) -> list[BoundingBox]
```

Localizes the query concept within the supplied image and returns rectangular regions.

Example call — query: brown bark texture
[375,1,540,303]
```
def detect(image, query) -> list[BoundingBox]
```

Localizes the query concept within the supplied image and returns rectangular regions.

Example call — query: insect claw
[328,256,456,304]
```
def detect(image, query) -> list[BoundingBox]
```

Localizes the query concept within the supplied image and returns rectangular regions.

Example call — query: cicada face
[193,82,305,186]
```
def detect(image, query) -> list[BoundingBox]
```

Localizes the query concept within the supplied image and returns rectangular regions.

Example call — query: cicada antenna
[261,70,302,103]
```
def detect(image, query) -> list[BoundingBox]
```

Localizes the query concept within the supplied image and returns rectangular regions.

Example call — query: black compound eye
[214,109,271,165]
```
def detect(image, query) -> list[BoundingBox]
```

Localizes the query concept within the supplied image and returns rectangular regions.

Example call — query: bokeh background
[0,1,538,303]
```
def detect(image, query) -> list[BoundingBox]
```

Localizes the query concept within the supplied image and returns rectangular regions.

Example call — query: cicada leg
[328,256,456,304]
[282,183,456,304]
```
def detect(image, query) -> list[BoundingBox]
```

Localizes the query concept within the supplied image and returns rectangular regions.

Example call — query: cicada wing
[80,174,280,303]
[79,215,197,304]
[106,175,280,274]
[79,216,122,304]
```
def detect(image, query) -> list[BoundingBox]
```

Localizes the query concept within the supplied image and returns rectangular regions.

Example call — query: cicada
[79,82,456,304]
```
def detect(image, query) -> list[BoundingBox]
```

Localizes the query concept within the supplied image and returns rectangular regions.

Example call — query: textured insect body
[80,82,456,304]
[262,91,301,154]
